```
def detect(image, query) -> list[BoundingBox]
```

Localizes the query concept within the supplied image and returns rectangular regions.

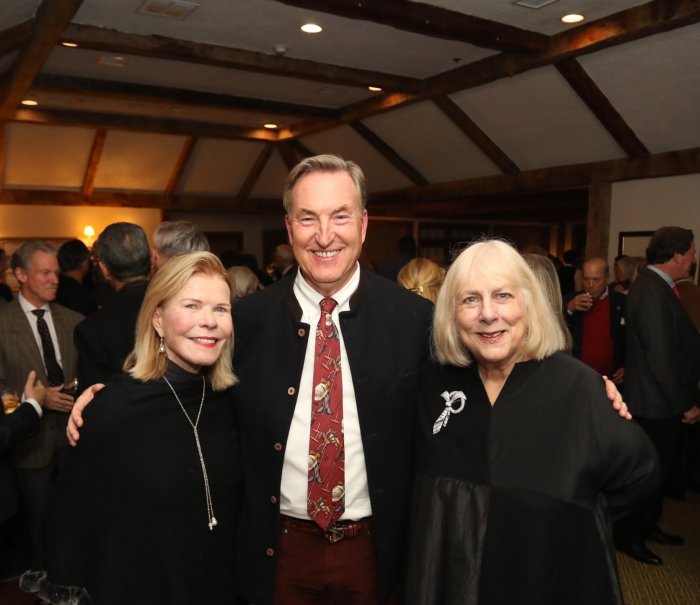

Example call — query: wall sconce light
[83,225,96,247]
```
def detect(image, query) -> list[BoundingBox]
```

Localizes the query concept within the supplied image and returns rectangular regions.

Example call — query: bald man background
[565,257,626,383]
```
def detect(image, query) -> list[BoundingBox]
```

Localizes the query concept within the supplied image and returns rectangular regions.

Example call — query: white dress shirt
[18,292,65,373]
[279,264,372,521]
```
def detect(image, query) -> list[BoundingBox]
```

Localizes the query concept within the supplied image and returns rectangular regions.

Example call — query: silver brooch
[432,390,466,434]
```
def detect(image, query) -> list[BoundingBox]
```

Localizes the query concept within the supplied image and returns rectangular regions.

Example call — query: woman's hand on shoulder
[67,383,106,446]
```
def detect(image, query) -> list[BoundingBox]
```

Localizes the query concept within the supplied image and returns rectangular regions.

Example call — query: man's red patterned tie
[307,297,345,529]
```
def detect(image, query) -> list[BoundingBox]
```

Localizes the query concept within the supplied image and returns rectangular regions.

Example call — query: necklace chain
[163,374,217,531]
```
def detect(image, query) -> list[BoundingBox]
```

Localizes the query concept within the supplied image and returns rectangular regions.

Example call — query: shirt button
[270,496,278,504]
[266,548,275,557]
[274,442,283,452]
[287,387,296,396]
[297,328,306,337]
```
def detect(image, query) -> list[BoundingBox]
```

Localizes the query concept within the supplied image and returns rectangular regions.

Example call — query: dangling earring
[159,336,165,354]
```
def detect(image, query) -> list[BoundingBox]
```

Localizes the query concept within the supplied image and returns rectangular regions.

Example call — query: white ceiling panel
[301,125,416,193]
[362,101,502,183]
[179,139,266,196]
[42,47,372,109]
[74,0,494,78]
[450,66,626,170]
[249,148,290,199]
[4,123,95,189]
[579,22,700,154]
[0,0,40,29]
[93,130,188,192]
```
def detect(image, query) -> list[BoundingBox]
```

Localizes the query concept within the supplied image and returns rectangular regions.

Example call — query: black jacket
[74,280,149,393]
[232,270,433,603]
[625,267,700,418]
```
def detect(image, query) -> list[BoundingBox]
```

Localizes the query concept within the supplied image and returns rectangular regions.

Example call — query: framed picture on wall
[617,231,653,257]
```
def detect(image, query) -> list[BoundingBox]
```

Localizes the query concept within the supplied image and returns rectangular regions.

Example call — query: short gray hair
[153,220,210,259]
[11,241,56,272]
[282,154,366,214]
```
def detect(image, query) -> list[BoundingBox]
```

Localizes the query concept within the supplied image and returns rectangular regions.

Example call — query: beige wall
[608,173,700,267]
[0,205,163,247]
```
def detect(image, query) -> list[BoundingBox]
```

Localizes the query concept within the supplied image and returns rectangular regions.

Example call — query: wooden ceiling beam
[237,142,275,200]
[0,0,84,120]
[555,59,648,158]
[165,136,197,200]
[0,20,34,59]
[12,108,279,141]
[0,188,281,214]
[62,24,423,93]
[276,141,302,171]
[350,122,429,187]
[275,0,548,52]
[369,146,700,206]
[81,128,107,197]
[432,96,520,175]
[32,74,339,120]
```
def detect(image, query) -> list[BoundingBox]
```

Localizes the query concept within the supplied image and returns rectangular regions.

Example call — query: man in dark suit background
[566,257,626,383]
[55,239,95,316]
[0,241,83,566]
[74,223,151,393]
[616,226,700,565]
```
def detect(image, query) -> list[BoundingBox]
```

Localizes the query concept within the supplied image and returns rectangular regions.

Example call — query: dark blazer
[56,274,96,316]
[0,299,82,469]
[232,270,433,604]
[566,286,626,371]
[625,267,700,418]
[74,280,149,392]
[0,403,40,524]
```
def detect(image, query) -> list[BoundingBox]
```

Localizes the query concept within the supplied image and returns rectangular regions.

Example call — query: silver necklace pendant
[163,374,217,532]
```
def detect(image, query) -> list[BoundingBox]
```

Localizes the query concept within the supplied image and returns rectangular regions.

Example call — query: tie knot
[32,309,45,319]
[319,297,337,315]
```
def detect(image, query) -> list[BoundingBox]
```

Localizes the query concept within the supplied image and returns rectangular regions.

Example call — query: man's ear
[14,266,27,285]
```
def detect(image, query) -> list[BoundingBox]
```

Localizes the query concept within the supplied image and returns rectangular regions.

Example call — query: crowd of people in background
[0,154,697,604]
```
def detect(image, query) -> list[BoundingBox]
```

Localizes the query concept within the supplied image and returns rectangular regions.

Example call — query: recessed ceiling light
[368,86,382,92]
[21,99,38,106]
[264,123,278,129]
[62,41,79,48]
[301,23,322,34]
[561,14,584,23]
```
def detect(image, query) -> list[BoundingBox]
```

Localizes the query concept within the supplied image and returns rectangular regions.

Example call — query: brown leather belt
[280,515,372,544]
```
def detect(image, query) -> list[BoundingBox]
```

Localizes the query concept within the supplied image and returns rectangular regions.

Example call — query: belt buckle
[325,524,345,543]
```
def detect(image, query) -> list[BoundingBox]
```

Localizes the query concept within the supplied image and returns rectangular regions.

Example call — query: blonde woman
[25,252,240,605]
[397,257,446,304]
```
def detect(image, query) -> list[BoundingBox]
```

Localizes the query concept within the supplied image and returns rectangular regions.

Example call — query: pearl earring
[159,336,165,354]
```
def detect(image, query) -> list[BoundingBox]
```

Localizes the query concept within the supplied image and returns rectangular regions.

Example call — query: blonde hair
[227,265,262,301]
[522,253,573,353]
[125,252,237,390]
[397,258,445,304]
[433,239,566,367]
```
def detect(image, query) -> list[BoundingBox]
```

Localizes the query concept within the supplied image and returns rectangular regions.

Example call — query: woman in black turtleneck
[24,252,240,605]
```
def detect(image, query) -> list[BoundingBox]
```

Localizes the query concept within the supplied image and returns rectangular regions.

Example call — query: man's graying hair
[96,222,151,281]
[11,241,56,272]
[153,220,209,259]
[282,154,367,214]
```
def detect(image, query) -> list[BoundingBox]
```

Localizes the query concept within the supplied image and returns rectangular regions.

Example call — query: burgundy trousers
[271,516,400,605]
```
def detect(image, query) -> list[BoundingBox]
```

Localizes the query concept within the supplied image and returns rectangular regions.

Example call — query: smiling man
[232,154,433,604]
[0,241,83,567]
